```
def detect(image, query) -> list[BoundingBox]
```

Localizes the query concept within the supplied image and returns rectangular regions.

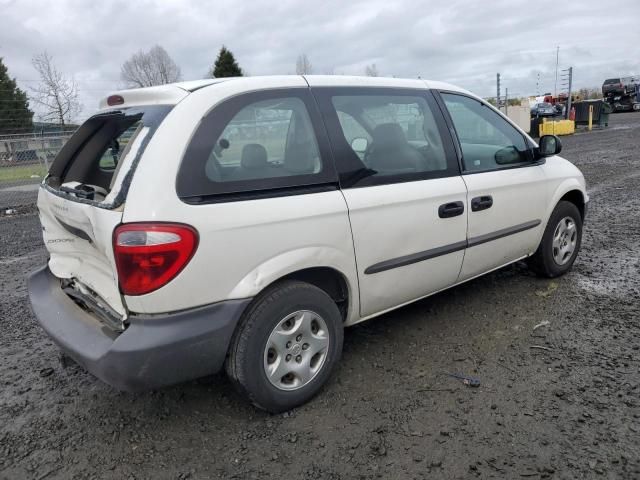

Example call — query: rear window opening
[45,105,171,208]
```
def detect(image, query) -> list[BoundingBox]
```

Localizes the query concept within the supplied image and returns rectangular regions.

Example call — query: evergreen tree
[210,46,243,78]
[0,58,33,133]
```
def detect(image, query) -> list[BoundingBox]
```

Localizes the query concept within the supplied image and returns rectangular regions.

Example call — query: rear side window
[206,98,321,180]
[177,89,336,200]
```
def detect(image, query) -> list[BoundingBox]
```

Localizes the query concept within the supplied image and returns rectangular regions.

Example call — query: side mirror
[351,137,368,153]
[538,135,562,157]
[494,146,522,165]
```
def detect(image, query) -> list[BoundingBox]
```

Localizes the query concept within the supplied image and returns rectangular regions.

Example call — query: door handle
[438,201,465,218]
[471,195,493,212]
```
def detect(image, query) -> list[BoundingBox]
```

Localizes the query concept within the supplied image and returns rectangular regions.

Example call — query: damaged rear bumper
[28,265,250,391]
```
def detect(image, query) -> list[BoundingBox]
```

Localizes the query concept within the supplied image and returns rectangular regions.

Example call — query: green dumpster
[573,100,612,127]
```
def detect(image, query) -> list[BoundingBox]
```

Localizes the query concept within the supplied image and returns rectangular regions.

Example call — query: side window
[206,97,321,181]
[336,111,371,160]
[441,93,531,172]
[329,93,449,180]
[177,91,335,199]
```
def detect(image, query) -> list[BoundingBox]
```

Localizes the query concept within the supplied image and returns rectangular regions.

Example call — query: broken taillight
[113,223,198,296]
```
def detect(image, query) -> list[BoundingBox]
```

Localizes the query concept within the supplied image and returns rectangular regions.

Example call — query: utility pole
[505,88,509,116]
[561,66,573,119]
[566,67,573,119]
[496,73,501,108]
[554,46,560,100]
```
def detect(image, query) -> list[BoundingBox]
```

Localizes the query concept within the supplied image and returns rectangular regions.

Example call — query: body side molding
[364,219,541,275]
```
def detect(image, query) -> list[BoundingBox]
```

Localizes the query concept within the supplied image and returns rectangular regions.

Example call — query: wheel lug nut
[286,354,292,361]
[302,343,309,350]
[296,355,302,363]
[286,341,291,348]
[296,334,302,342]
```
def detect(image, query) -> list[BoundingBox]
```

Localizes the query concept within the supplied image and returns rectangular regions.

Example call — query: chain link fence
[0,128,75,211]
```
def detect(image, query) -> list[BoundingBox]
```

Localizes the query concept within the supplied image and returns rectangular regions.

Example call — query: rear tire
[527,201,582,278]
[225,280,343,413]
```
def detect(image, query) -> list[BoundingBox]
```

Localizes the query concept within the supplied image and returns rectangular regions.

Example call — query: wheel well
[280,267,349,321]
[560,190,585,219]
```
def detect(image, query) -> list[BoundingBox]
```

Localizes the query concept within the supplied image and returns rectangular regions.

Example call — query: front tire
[528,201,583,277]
[225,280,343,413]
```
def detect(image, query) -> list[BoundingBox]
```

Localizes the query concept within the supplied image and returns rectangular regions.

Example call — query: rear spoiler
[97,79,231,111]
[98,85,190,110]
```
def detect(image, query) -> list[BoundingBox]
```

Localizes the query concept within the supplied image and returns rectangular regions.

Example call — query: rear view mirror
[351,137,368,153]
[538,135,562,157]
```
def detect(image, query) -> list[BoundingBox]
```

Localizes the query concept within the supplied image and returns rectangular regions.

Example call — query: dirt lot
[1,113,639,480]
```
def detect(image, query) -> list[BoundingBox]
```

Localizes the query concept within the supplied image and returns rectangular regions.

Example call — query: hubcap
[263,310,330,391]
[552,216,577,266]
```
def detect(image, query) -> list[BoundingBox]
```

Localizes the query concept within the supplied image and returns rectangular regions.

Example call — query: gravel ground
[0,180,41,212]
[1,113,639,480]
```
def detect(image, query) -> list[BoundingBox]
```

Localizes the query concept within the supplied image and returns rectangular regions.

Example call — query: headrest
[240,143,268,169]
[371,123,406,147]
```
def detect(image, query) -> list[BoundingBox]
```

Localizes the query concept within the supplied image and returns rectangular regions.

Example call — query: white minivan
[29,76,587,412]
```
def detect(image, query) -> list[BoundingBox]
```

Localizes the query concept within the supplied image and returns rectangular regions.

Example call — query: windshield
[604,79,620,85]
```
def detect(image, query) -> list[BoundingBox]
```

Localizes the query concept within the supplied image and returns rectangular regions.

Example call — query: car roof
[301,75,468,92]
[98,75,474,111]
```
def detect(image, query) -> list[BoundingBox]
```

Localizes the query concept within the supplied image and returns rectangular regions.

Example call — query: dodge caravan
[28,76,587,412]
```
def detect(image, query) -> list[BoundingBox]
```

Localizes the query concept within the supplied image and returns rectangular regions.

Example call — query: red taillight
[113,223,198,296]
[107,94,125,106]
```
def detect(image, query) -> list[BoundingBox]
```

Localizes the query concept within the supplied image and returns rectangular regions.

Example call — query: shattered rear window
[45,105,171,208]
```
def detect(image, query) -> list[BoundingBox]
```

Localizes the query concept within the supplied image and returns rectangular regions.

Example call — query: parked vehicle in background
[602,77,636,96]
[28,76,588,412]
[603,76,639,112]
[531,102,556,117]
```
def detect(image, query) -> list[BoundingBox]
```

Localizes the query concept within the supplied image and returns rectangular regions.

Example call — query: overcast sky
[1,0,637,121]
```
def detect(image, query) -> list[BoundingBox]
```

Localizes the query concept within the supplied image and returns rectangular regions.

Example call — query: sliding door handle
[471,195,493,212]
[438,201,465,218]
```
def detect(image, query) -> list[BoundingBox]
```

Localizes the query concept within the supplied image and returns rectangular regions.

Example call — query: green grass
[0,164,48,183]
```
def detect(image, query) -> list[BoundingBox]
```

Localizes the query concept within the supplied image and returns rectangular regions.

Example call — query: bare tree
[120,45,182,88]
[295,54,313,75]
[30,51,81,126]
[364,64,379,77]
